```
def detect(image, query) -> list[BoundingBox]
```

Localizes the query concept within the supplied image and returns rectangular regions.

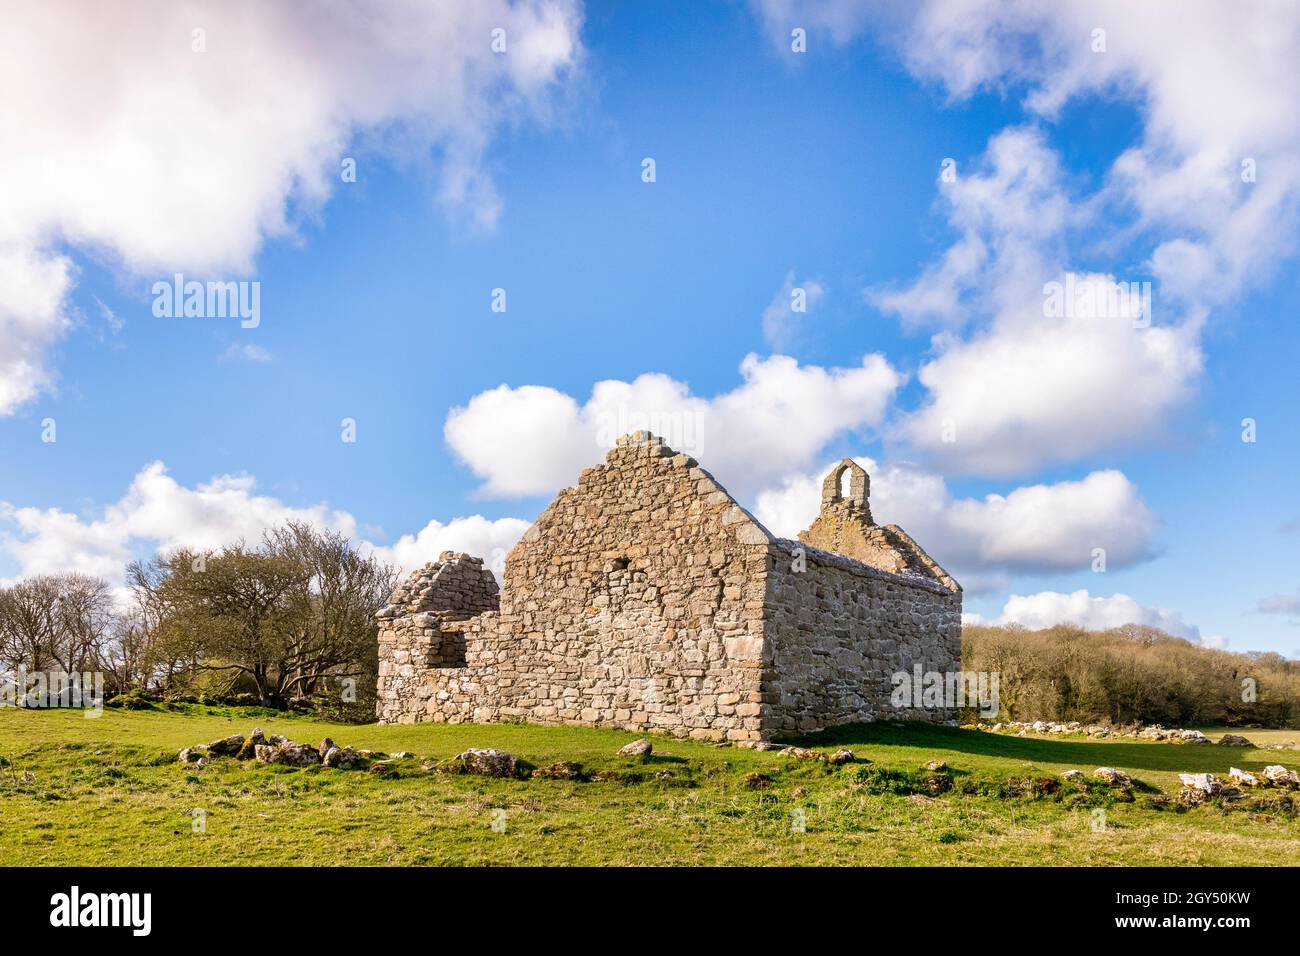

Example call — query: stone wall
[376,434,963,740]
[377,433,775,740]
[760,541,963,736]
[376,552,500,721]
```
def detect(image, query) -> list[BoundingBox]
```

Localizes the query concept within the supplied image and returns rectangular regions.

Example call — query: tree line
[0,522,395,718]
[963,623,1300,728]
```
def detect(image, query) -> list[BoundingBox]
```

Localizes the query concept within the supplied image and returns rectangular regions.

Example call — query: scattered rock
[533,761,586,781]
[391,751,416,759]
[1228,767,1261,787]
[317,738,336,760]
[1178,729,1212,745]
[749,741,781,751]
[827,749,855,766]
[323,745,367,770]
[1093,767,1132,787]
[905,794,932,806]
[742,771,771,789]
[440,748,522,778]
[177,746,208,763]
[236,728,266,760]
[206,734,244,757]
[920,772,951,795]
[923,759,948,772]
[1178,772,1222,795]
[256,742,321,767]
[1262,765,1300,787]
[1218,734,1254,747]
[1060,769,1085,783]
[781,746,815,760]
[617,739,653,758]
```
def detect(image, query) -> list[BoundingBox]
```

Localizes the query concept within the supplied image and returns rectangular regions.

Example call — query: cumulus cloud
[0,461,528,592]
[0,247,76,414]
[753,457,1157,576]
[874,127,1204,475]
[762,271,826,351]
[444,352,904,499]
[0,0,584,413]
[759,2,1300,475]
[969,589,1207,644]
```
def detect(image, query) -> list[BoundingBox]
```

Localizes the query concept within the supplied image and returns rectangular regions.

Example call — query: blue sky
[1,1,1297,655]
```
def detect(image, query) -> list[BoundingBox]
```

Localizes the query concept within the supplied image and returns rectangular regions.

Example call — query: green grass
[1,706,1297,866]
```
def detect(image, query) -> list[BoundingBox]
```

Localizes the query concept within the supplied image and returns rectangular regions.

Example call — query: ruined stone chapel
[376,432,961,741]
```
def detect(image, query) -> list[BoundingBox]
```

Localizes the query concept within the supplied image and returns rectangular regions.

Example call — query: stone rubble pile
[177,728,389,770]
[987,721,1265,746]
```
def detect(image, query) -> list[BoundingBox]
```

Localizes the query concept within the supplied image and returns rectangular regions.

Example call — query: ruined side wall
[381,434,774,740]
[376,553,500,723]
[760,541,962,736]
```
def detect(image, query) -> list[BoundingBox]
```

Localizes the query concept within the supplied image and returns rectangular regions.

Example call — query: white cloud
[0,0,584,413]
[763,2,1300,475]
[753,457,1157,575]
[376,515,531,580]
[972,589,1205,643]
[0,246,75,414]
[872,127,1204,475]
[219,343,273,364]
[762,270,826,351]
[868,127,1072,332]
[444,352,904,499]
[0,461,527,593]
[892,0,1300,307]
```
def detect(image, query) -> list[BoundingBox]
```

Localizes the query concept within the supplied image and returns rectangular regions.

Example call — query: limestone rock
[440,748,522,778]
[1060,769,1085,782]
[1218,734,1253,747]
[1229,767,1261,787]
[1262,765,1300,787]
[617,739,653,758]
[1177,729,1212,745]
[255,741,321,767]
[236,727,266,760]
[533,761,586,780]
[177,746,207,763]
[1178,772,1222,795]
[1093,767,1131,786]
[318,738,336,760]
[923,759,947,771]
[828,749,855,765]
[206,734,244,757]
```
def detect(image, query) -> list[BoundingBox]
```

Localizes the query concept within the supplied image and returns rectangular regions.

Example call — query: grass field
[2,706,1297,866]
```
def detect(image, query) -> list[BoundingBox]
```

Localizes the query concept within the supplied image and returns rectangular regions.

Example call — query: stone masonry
[376,433,962,741]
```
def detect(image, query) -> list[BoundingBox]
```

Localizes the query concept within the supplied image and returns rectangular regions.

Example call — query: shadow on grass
[782,722,1280,774]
